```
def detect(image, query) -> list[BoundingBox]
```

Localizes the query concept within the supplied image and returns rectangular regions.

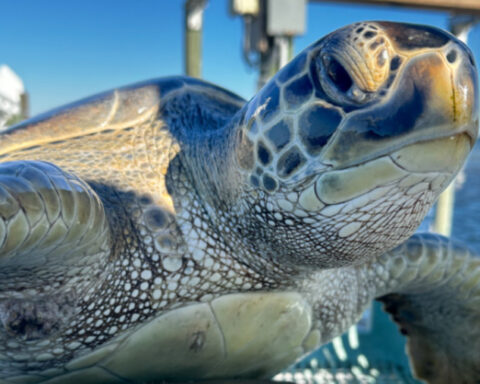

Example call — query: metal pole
[256,0,304,89]
[256,0,273,89]
[287,36,294,62]
[433,15,477,236]
[258,49,275,89]
[277,36,293,68]
[258,36,294,89]
[20,92,29,120]
[184,0,206,78]
[433,183,455,236]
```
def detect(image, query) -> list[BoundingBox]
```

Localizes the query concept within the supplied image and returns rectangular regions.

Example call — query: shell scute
[209,291,313,378]
[0,79,185,156]
[100,302,224,381]
[23,292,314,383]
[39,367,118,384]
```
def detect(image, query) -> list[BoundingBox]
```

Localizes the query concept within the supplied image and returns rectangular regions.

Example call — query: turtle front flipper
[0,160,110,339]
[367,233,480,383]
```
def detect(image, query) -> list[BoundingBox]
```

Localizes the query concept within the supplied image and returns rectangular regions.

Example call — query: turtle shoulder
[0,77,245,207]
[0,76,245,157]
[156,77,245,137]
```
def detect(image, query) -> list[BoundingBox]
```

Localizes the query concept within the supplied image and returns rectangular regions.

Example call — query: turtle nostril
[325,57,353,92]
[446,49,457,64]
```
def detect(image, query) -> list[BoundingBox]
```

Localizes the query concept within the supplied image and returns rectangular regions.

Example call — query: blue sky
[2,0,479,116]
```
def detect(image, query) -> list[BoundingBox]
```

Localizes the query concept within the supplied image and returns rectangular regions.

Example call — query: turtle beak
[321,22,479,169]
[396,35,479,147]
[449,42,479,145]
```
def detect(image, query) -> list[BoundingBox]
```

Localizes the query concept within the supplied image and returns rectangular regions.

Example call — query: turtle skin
[0,22,479,384]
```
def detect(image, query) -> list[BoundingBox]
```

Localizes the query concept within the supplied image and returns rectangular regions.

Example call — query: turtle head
[234,21,478,269]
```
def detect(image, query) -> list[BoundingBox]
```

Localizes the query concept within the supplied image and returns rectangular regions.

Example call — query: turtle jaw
[305,132,475,269]
[390,131,474,174]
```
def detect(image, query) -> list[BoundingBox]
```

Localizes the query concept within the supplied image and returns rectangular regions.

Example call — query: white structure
[0,65,25,129]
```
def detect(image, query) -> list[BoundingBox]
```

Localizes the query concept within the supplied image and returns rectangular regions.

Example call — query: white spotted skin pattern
[0,77,342,381]
[222,170,442,273]
[0,80,282,378]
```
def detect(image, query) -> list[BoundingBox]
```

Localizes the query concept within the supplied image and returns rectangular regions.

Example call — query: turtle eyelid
[314,54,366,108]
[324,56,353,93]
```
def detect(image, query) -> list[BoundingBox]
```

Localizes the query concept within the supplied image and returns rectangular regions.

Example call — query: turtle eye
[325,56,352,92]
[316,53,372,107]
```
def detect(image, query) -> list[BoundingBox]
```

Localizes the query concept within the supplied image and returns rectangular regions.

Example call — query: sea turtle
[0,21,479,384]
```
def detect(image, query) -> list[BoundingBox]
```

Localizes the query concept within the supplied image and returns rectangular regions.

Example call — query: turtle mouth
[328,124,476,173]
[403,120,477,152]
[391,122,477,158]
[387,130,473,175]
[312,129,472,215]
[460,124,478,147]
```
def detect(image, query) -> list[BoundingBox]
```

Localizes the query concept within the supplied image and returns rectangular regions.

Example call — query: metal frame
[314,0,480,14]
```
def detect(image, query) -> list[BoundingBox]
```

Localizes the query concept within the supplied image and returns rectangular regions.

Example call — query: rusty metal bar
[313,0,480,14]
[184,0,207,78]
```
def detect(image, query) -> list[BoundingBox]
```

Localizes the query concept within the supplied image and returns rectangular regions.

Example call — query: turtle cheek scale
[377,21,450,51]
[238,79,344,193]
[273,164,447,269]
